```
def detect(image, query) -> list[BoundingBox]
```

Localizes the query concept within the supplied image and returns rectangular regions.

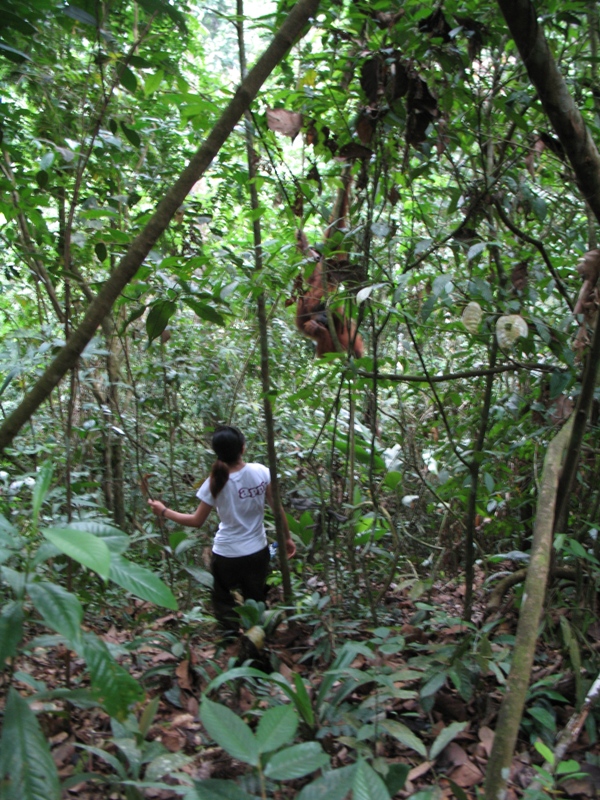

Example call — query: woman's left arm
[148,498,213,528]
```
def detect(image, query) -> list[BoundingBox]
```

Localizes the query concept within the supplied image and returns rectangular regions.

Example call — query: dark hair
[209,425,245,498]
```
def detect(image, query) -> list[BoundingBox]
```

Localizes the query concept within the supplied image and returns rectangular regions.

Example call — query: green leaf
[27,582,83,645]
[0,601,24,664]
[420,671,447,698]
[528,706,556,733]
[533,739,554,764]
[144,69,164,95]
[292,673,315,727]
[549,370,570,400]
[256,705,298,754]
[109,555,177,610]
[263,742,329,780]
[32,463,53,526]
[187,779,257,799]
[61,5,97,25]
[467,242,487,261]
[137,0,188,31]
[145,751,190,781]
[139,696,160,738]
[0,687,61,800]
[95,242,108,262]
[183,561,214,585]
[2,12,36,35]
[146,300,176,344]
[120,122,141,147]
[0,43,31,62]
[383,471,402,490]
[35,170,48,189]
[380,719,427,757]
[117,62,138,92]
[352,758,391,800]
[82,633,143,719]
[200,697,259,766]
[183,298,227,325]
[384,763,409,795]
[317,643,369,708]
[120,305,146,334]
[556,760,581,775]
[68,520,129,555]
[429,721,468,760]
[42,527,110,580]
[0,513,19,542]
[296,765,356,800]
[0,367,19,400]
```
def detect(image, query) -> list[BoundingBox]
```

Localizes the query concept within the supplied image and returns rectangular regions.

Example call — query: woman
[148,425,295,632]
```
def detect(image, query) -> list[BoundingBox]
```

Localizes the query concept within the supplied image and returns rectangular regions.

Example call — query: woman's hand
[148,498,167,517]
[285,537,296,558]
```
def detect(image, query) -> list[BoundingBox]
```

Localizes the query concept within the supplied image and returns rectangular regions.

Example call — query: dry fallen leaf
[448,761,484,788]
[478,726,494,757]
[266,109,303,140]
[176,660,193,691]
[408,760,434,781]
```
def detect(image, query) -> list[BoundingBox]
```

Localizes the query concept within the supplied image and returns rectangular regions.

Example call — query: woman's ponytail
[209,425,245,498]
[209,459,230,498]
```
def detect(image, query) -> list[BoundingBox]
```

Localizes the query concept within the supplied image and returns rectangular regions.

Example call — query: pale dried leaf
[266,109,303,139]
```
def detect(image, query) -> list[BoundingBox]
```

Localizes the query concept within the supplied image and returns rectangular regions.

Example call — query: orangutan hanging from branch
[292,166,365,358]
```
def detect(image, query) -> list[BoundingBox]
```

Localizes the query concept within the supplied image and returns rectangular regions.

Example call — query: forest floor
[6,564,600,799]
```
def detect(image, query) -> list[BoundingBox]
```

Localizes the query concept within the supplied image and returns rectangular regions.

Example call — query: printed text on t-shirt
[238,481,267,499]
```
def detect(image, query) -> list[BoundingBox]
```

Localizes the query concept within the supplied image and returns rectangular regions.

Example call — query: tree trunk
[237,3,294,606]
[0,0,320,453]
[484,419,572,800]
[496,0,600,223]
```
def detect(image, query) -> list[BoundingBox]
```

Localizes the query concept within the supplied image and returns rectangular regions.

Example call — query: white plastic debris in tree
[462,301,483,333]
[496,314,528,348]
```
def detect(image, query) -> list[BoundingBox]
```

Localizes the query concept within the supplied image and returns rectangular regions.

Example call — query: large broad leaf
[255,705,298,755]
[27,582,83,645]
[200,697,259,766]
[380,719,427,757]
[42,527,110,579]
[0,687,61,800]
[352,759,391,800]
[186,779,257,799]
[0,601,24,664]
[183,298,227,325]
[82,633,143,719]
[32,463,53,527]
[67,521,129,555]
[263,742,329,780]
[0,513,19,543]
[316,642,373,709]
[146,300,176,344]
[145,751,190,781]
[296,764,356,800]
[0,42,31,62]
[205,666,271,694]
[109,555,177,610]
[184,565,214,588]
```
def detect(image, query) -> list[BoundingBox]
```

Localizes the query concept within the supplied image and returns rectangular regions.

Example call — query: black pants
[210,546,270,631]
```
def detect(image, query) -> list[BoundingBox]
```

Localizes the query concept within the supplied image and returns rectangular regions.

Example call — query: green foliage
[0,688,61,800]
[198,697,331,795]
[0,466,176,743]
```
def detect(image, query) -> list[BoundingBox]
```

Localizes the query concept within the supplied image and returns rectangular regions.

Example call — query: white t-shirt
[196,462,270,557]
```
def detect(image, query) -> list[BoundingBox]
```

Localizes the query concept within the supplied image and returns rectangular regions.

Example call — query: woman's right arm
[148,499,213,528]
